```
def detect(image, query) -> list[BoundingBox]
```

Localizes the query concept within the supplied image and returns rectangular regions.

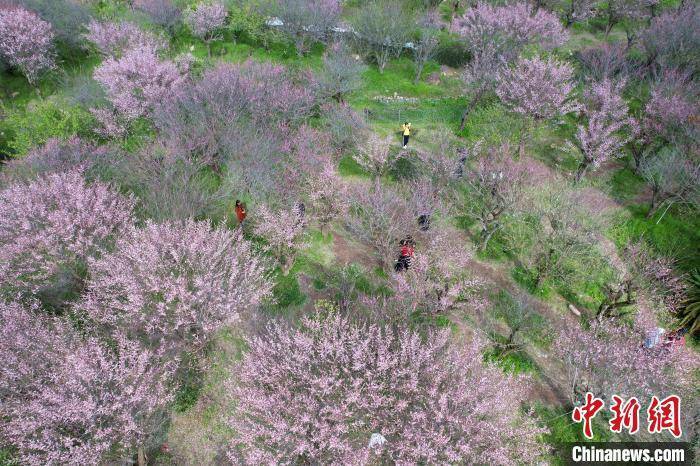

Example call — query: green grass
[483,346,538,375]
[608,205,700,272]
[338,154,370,178]
[606,166,646,202]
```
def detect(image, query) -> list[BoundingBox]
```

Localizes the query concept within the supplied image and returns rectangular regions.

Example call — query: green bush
[434,32,471,68]
[2,98,95,156]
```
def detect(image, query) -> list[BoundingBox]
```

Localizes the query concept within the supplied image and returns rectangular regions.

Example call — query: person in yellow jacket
[401,121,411,148]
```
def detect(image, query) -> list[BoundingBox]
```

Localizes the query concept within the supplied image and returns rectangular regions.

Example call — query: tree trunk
[480,228,496,251]
[137,447,146,466]
[575,161,588,183]
[414,60,425,84]
[646,190,660,218]
[459,90,483,131]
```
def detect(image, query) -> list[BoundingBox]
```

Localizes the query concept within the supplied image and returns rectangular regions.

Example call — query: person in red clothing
[235,200,247,224]
[394,236,415,272]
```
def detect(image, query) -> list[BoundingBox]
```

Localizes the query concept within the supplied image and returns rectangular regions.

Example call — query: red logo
[609,395,641,434]
[572,392,604,439]
[647,395,681,438]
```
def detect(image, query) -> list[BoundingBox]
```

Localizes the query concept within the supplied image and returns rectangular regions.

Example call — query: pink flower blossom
[0,6,55,85]
[228,314,547,464]
[0,170,135,297]
[79,219,272,356]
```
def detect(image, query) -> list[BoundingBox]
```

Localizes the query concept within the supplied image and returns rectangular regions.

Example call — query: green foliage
[678,270,700,335]
[607,166,646,202]
[434,31,471,68]
[272,271,307,308]
[483,346,538,375]
[608,205,700,272]
[173,355,204,413]
[2,98,95,156]
[458,101,521,146]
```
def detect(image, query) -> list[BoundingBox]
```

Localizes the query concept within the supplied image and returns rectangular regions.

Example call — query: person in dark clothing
[418,214,431,231]
[394,236,415,272]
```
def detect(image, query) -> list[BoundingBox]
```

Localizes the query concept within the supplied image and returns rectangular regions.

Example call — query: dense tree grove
[228,314,545,465]
[1,0,699,462]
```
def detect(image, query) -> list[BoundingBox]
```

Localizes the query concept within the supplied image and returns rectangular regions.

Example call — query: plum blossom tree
[458,46,507,130]
[352,133,394,179]
[463,143,535,249]
[639,148,700,219]
[553,320,696,405]
[93,45,186,137]
[640,4,700,75]
[84,20,166,57]
[577,42,631,82]
[572,79,637,181]
[0,137,107,184]
[643,69,699,151]
[350,1,411,74]
[254,204,306,275]
[390,229,486,316]
[628,69,699,171]
[0,300,72,404]
[453,2,568,55]
[595,0,652,43]
[411,26,439,84]
[79,220,272,358]
[0,6,55,85]
[268,0,341,55]
[184,1,228,57]
[344,180,417,269]
[306,161,348,232]
[317,42,366,103]
[134,0,182,33]
[227,313,546,464]
[558,0,597,27]
[2,334,173,466]
[153,61,315,172]
[0,170,135,301]
[496,55,579,157]
[505,187,602,288]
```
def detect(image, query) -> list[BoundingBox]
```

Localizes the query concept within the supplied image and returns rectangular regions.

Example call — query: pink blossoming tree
[553,320,697,406]
[390,229,487,317]
[3,333,172,466]
[306,161,348,232]
[0,300,72,405]
[184,1,228,57]
[352,133,394,179]
[79,219,272,358]
[0,6,55,86]
[463,143,535,249]
[254,204,306,275]
[93,45,186,137]
[0,170,135,301]
[573,79,637,181]
[269,0,341,55]
[496,55,579,157]
[453,2,568,55]
[84,20,166,57]
[227,314,546,464]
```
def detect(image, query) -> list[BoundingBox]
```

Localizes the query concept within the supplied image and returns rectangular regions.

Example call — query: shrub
[2,98,95,155]
[0,6,54,85]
